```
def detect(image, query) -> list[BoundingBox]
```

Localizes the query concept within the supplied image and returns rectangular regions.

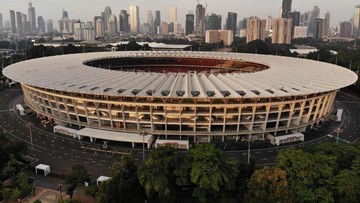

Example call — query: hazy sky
[0,0,359,27]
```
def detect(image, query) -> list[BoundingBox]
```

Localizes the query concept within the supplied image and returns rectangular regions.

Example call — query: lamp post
[335,128,343,144]
[139,130,147,162]
[247,136,251,164]
[26,122,34,149]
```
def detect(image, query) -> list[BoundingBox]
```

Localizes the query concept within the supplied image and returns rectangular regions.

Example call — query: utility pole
[247,137,251,164]
[26,122,34,149]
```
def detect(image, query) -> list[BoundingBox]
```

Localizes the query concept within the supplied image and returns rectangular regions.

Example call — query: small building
[53,125,78,139]
[16,104,25,116]
[205,30,234,46]
[97,176,111,186]
[155,139,189,150]
[266,133,304,145]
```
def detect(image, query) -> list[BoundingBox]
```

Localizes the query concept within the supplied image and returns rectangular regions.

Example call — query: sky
[0,0,359,28]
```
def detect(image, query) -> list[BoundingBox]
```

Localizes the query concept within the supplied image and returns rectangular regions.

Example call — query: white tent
[35,164,51,176]
[97,176,111,186]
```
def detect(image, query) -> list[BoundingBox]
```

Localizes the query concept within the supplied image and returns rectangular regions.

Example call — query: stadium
[3,51,358,147]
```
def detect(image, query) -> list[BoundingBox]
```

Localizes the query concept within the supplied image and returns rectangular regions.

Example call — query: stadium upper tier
[3,51,358,99]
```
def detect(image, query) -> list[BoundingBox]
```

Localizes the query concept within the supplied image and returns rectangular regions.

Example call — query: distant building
[340,21,352,37]
[205,30,233,46]
[161,22,169,35]
[129,5,140,34]
[195,4,206,36]
[0,13,3,33]
[308,6,320,36]
[282,0,292,18]
[16,12,23,34]
[314,18,326,39]
[95,18,105,37]
[38,16,45,33]
[265,16,273,31]
[74,21,84,40]
[272,18,292,44]
[108,14,117,36]
[28,2,36,33]
[354,5,360,36]
[246,17,266,43]
[226,12,237,37]
[169,5,177,23]
[83,22,95,41]
[205,13,222,30]
[154,11,161,34]
[9,10,16,34]
[293,26,308,38]
[46,20,53,33]
[119,10,129,33]
[147,11,154,34]
[325,11,330,36]
[185,13,195,35]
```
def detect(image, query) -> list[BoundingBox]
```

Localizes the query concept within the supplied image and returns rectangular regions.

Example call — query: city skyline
[0,0,359,28]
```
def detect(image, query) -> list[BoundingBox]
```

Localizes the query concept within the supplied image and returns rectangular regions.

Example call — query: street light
[247,136,251,164]
[335,128,343,144]
[139,130,148,162]
[26,122,34,149]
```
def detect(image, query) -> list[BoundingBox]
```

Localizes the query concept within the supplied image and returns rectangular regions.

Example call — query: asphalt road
[0,86,359,185]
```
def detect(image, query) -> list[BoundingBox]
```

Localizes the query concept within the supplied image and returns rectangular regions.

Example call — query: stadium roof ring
[3,51,358,142]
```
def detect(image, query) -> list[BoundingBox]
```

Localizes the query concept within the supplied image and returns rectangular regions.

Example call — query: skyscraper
[282,0,292,18]
[38,16,45,33]
[205,13,222,30]
[308,6,320,36]
[354,5,360,36]
[9,10,16,33]
[154,11,161,34]
[340,21,352,37]
[272,18,292,44]
[314,18,326,39]
[28,1,36,33]
[108,14,117,36]
[147,11,154,34]
[186,13,195,35]
[169,5,177,23]
[265,16,273,31]
[246,17,266,43]
[226,12,237,37]
[21,14,30,33]
[129,5,140,34]
[325,11,330,36]
[46,20,53,33]
[16,12,23,34]
[95,18,105,37]
[0,13,3,33]
[119,10,129,33]
[103,6,112,34]
[195,4,206,36]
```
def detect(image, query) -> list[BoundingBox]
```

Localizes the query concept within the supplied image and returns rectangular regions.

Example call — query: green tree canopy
[96,155,145,203]
[138,146,185,202]
[65,164,90,199]
[246,166,290,203]
[277,149,337,203]
[189,143,238,202]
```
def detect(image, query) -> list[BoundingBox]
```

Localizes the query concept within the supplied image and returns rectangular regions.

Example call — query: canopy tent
[53,125,78,138]
[155,139,189,150]
[97,176,111,186]
[35,164,50,176]
[76,127,154,148]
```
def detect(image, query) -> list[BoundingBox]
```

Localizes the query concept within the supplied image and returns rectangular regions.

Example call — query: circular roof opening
[83,57,270,74]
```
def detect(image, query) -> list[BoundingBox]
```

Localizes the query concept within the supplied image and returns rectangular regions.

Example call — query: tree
[16,172,32,198]
[277,149,337,203]
[138,146,185,202]
[236,159,256,201]
[2,155,21,178]
[246,166,290,203]
[65,164,90,199]
[189,143,238,202]
[96,155,145,203]
[335,169,360,202]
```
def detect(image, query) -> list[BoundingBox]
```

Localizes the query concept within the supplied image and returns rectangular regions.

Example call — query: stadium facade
[3,51,358,143]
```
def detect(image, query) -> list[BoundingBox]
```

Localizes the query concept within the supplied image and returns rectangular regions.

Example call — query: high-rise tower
[226,12,237,37]
[28,1,36,32]
[282,0,292,18]
[9,10,16,33]
[195,4,206,36]
[354,5,360,36]
[169,5,177,23]
[129,5,140,34]
[186,13,195,35]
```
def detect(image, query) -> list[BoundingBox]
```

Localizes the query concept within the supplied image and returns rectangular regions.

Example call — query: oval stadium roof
[3,51,358,99]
